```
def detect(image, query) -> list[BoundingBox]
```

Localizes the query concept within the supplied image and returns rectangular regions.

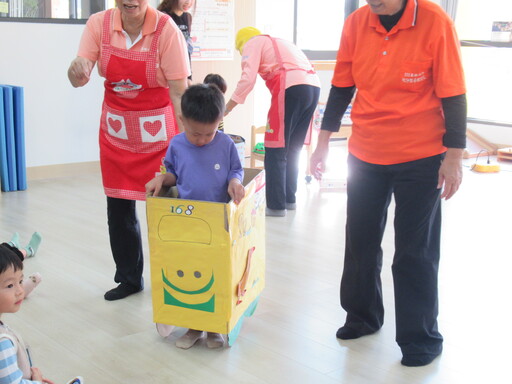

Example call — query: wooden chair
[250,125,266,168]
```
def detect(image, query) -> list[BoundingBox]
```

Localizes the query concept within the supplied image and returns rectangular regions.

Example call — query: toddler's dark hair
[0,244,23,275]
[203,73,227,94]
[181,84,225,124]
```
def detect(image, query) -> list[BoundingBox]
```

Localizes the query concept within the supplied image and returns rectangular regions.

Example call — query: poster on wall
[191,0,235,61]
[491,21,512,42]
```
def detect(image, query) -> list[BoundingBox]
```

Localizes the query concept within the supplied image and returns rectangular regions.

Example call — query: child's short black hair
[181,84,225,124]
[203,73,227,94]
[0,244,23,274]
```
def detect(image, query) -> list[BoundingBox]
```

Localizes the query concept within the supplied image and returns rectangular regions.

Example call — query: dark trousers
[107,197,144,289]
[341,153,444,356]
[265,84,320,210]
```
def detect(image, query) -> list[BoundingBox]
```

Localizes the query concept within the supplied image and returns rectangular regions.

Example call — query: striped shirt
[0,338,39,384]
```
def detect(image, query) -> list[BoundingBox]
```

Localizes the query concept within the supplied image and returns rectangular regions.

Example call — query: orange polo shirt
[333,0,466,165]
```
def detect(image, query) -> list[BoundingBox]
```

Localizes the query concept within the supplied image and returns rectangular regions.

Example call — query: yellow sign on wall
[0,2,9,13]
[146,169,266,345]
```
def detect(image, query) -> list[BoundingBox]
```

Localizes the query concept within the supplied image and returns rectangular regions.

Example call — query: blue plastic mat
[0,85,26,192]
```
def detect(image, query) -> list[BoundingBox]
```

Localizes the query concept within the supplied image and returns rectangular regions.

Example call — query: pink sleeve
[230,38,264,104]
[77,12,103,63]
[159,19,191,81]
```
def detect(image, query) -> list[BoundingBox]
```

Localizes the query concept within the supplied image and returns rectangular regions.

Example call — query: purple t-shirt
[164,131,244,203]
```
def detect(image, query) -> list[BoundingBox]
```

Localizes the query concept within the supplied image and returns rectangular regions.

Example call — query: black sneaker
[401,351,442,367]
[104,284,142,301]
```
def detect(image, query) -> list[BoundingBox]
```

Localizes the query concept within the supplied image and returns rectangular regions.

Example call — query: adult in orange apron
[68,5,189,300]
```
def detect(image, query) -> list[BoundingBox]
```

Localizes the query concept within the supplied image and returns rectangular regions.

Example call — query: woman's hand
[67,56,94,88]
[228,178,245,204]
[310,130,332,180]
[225,99,238,117]
[438,148,464,200]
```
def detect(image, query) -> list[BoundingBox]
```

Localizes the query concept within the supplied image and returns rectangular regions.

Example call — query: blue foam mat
[12,87,26,190]
[0,85,26,192]
[0,89,9,191]
[2,86,17,191]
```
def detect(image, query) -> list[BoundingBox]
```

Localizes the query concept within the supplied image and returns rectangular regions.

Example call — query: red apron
[261,36,316,148]
[98,9,177,201]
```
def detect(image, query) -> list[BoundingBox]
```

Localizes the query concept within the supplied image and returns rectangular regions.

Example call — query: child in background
[2,232,43,298]
[158,0,195,82]
[203,74,227,94]
[146,83,245,349]
[203,73,227,132]
[0,244,84,384]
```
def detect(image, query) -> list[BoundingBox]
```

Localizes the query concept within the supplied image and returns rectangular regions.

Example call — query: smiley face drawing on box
[157,208,218,313]
[161,260,216,313]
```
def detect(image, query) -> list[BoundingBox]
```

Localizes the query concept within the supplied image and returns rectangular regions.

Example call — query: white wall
[0,22,103,167]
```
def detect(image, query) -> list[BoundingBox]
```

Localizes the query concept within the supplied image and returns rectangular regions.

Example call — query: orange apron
[98,9,177,201]
[261,36,316,148]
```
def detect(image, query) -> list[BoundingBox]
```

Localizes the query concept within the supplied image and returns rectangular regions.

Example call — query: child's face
[182,116,220,147]
[0,267,24,314]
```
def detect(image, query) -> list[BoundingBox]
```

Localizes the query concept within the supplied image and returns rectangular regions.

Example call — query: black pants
[341,153,444,356]
[107,197,144,289]
[265,84,320,210]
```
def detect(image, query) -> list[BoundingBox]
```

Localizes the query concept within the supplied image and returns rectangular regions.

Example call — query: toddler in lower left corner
[2,232,43,298]
[0,242,84,384]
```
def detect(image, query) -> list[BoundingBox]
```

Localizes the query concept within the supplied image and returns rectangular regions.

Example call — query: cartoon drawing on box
[156,211,217,312]
[161,261,216,313]
[234,188,265,243]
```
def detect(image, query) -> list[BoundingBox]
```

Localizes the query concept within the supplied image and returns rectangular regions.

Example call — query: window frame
[0,0,112,24]
[293,0,359,60]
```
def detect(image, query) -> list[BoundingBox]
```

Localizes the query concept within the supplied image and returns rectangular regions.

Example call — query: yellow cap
[235,27,261,54]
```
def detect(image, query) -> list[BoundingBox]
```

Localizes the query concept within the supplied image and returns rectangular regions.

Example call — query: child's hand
[31,367,56,384]
[31,367,43,382]
[145,174,176,197]
[145,175,163,197]
[228,179,245,205]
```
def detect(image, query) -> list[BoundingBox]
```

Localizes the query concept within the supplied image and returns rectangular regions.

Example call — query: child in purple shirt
[146,83,244,204]
[145,83,245,348]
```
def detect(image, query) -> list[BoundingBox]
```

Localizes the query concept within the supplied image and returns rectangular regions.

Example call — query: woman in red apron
[68,0,190,300]
[226,27,321,217]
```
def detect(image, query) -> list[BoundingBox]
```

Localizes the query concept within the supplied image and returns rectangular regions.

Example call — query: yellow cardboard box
[146,168,265,345]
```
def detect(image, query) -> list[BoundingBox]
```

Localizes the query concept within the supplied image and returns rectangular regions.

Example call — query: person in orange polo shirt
[310,0,466,367]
